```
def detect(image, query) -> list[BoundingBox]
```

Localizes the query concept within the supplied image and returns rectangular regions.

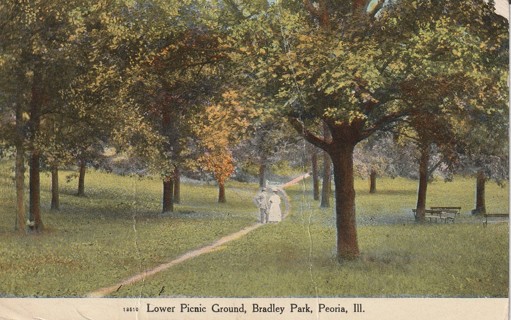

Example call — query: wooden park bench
[483,213,509,227]
[412,208,455,223]
[430,206,461,216]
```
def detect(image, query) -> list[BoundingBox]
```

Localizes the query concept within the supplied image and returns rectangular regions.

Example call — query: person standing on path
[267,188,282,223]
[254,187,269,223]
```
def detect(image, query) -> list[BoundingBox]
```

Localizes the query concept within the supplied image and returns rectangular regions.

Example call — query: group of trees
[228,0,508,259]
[0,0,508,261]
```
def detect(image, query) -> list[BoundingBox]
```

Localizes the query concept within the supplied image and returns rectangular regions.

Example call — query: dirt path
[87,174,307,298]
[87,223,263,297]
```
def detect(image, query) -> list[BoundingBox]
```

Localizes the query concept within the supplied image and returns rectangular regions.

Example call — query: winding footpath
[86,174,307,298]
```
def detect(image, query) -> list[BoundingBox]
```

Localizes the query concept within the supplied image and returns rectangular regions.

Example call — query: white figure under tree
[267,188,282,222]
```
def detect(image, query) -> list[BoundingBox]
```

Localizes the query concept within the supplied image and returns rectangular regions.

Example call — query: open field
[0,161,508,297]
[0,162,257,297]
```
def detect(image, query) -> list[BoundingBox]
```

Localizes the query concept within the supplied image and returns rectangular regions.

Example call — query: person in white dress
[267,188,282,222]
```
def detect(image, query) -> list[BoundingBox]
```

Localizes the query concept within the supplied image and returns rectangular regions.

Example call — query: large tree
[0,0,97,232]
[105,0,237,212]
[232,0,508,260]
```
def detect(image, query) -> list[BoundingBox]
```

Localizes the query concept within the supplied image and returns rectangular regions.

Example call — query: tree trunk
[173,167,181,204]
[321,151,332,207]
[321,122,332,208]
[331,143,359,260]
[15,146,26,232]
[162,177,174,213]
[29,150,42,232]
[415,145,430,223]
[258,163,266,188]
[369,169,377,194]
[28,69,43,232]
[218,181,226,203]
[473,170,486,215]
[312,151,320,200]
[77,159,86,196]
[15,105,26,232]
[51,165,60,210]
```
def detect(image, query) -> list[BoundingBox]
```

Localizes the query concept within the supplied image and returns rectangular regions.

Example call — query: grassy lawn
[110,222,508,297]
[0,161,508,297]
[109,177,509,298]
[0,162,258,297]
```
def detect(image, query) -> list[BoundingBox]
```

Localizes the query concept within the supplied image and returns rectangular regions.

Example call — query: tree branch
[427,158,443,180]
[361,110,410,140]
[288,117,331,152]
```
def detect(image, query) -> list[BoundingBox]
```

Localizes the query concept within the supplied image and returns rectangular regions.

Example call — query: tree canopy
[0,0,507,261]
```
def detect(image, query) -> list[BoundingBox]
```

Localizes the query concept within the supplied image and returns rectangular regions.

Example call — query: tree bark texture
[218,181,226,203]
[321,152,332,207]
[15,105,26,232]
[162,177,174,213]
[321,121,332,208]
[473,170,486,215]
[29,151,42,232]
[312,151,320,200]
[77,159,86,196]
[415,145,430,223]
[28,69,43,232]
[51,165,60,210]
[331,143,359,260]
[290,120,363,260]
[258,163,266,188]
[173,167,181,204]
[161,103,176,211]
[369,169,377,194]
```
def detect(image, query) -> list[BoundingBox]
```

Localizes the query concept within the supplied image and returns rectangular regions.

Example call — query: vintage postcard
[0,0,509,319]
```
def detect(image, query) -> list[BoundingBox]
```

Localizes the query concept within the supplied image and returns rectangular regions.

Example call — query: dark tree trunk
[330,143,359,260]
[321,122,332,208]
[312,151,320,200]
[321,151,332,207]
[28,70,43,232]
[51,165,60,210]
[77,159,86,196]
[29,150,42,232]
[369,169,377,194]
[415,145,430,223]
[473,170,486,215]
[173,167,181,204]
[162,177,174,213]
[258,163,266,188]
[218,181,226,203]
[290,119,363,260]
[161,104,175,211]
[15,105,26,232]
